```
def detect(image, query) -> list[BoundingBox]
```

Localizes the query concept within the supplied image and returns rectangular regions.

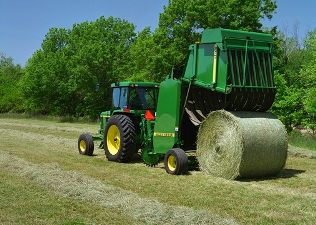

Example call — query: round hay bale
[196,110,288,179]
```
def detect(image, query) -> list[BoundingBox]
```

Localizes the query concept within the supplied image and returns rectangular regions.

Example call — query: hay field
[0,118,315,225]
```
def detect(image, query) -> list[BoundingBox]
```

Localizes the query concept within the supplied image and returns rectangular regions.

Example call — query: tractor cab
[111,82,159,112]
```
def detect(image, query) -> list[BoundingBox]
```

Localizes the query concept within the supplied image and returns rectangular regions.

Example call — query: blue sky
[0,0,315,66]
[264,0,316,41]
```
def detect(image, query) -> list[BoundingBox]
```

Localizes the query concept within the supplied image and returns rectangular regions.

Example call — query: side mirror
[95,83,100,92]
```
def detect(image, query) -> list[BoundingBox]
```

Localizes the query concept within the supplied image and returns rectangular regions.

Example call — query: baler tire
[104,115,136,163]
[164,148,188,175]
[78,133,94,156]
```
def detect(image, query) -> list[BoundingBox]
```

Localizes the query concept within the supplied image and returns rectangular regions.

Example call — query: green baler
[78,28,285,176]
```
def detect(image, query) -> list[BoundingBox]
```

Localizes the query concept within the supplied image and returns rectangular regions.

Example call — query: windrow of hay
[197,110,288,180]
[0,120,96,133]
[0,151,238,225]
[288,145,316,159]
[0,128,75,149]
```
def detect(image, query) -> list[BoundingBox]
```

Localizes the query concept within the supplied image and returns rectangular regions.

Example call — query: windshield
[129,87,159,110]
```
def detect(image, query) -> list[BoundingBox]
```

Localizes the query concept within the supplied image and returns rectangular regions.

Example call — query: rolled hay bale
[196,110,288,179]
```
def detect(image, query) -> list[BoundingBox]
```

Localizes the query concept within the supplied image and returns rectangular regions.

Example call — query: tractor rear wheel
[164,148,188,175]
[78,133,94,156]
[104,115,136,162]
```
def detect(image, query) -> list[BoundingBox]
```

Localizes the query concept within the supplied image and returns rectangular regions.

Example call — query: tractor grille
[227,49,274,89]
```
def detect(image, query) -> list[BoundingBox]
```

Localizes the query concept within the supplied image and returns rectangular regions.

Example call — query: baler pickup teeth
[185,108,201,126]
[195,110,206,119]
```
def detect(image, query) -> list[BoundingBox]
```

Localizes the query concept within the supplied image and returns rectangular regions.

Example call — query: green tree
[67,17,135,117]
[130,0,277,81]
[22,28,71,115]
[22,16,136,118]
[272,71,304,130]
[0,53,24,112]
[299,31,316,133]
[271,31,305,129]
[303,88,316,134]
[128,27,170,82]
[272,29,316,132]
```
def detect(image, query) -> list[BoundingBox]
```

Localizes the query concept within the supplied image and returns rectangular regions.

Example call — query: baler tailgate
[181,29,277,125]
[227,48,274,89]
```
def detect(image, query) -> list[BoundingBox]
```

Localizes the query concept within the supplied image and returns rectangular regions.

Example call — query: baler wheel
[78,133,94,156]
[104,115,136,162]
[164,148,188,175]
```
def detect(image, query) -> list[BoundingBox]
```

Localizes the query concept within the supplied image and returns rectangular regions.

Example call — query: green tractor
[78,28,283,175]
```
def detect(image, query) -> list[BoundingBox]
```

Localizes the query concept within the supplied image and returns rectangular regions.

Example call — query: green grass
[0,112,97,123]
[0,164,140,225]
[0,117,315,225]
[289,130,316,151]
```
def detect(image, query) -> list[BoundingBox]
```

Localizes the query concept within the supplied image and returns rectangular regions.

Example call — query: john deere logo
[154,132,175,137]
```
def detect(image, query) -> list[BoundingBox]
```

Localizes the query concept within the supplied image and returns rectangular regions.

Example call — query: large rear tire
[104,115,136,162]
[78,133,94,156]
[164,148,188,175]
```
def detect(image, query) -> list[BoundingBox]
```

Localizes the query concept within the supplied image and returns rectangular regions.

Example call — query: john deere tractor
[78,28,282,175]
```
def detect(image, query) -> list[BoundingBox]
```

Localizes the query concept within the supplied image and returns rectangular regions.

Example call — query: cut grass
[0,112,96,123]
[289,130,316,151]
[0,163,140,225]
[0,117,315,225]
[0,152,237,225]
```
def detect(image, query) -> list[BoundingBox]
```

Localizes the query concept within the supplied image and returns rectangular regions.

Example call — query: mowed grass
[0,117,315,225]
[0,169,138,225]
[289,130,316,151]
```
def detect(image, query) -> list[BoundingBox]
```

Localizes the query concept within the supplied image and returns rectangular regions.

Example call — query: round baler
[78,28,288,179]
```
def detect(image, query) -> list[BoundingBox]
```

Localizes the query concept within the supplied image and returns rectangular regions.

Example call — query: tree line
[0,0,315,132]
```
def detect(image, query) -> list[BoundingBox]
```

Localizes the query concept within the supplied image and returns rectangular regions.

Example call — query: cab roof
[111,81,159,88]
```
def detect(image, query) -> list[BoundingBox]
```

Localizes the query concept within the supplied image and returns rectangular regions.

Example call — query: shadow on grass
[239,168,306,182]
[90,153,152,164]
[277,168,306,178]
[86,154,305,180]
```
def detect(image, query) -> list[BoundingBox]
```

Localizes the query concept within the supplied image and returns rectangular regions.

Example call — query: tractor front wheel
[164,148,188,175]
[104,115,136,162]
[78,133,94,156]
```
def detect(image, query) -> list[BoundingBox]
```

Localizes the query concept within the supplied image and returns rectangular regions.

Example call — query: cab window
[112,88,120,108]
[112,87,128,109]
[129,87,158,110]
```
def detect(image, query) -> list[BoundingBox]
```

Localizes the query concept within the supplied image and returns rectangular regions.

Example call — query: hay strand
[197,110,288,179]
